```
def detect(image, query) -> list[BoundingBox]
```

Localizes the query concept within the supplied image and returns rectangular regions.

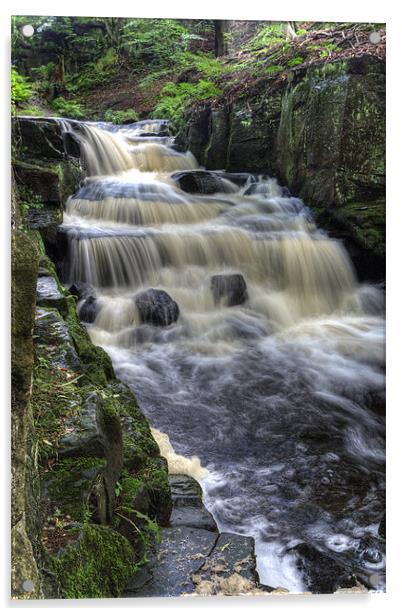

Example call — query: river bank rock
[135,288,179,327]
[169,475,218,532]
[124,474,260,597]
[211,273,248,307]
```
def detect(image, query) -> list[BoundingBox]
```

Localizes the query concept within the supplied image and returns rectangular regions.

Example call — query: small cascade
[60,118,385,591]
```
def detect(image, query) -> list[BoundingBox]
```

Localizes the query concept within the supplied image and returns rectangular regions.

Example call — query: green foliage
[266,65,285,74]
[179,52,225,77]
[104,108,139,124]
[153,80,222,130]
[52,523,135,598]
[19,106,45,117]
[287,56,304,67]
[248,23,287,50]
[11,66,32,114]
[121,19,189,68]
[51,96,86,119]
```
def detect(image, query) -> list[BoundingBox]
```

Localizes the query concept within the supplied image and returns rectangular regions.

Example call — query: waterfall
[61,119,385,592]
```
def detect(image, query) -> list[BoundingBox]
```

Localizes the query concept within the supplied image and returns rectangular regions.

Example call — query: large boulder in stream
[211,274,248,307]
[78,296,99,323]
[289,543,358,594]
[135,288,179,327]
[172,170,226,195]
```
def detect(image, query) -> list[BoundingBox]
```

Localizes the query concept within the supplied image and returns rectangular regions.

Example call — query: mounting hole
[21,24,34,38]
[369,31,381,44]
[22,579,34,592]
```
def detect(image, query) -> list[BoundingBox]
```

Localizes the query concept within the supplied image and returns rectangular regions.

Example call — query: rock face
[11,229,42,599]
[135,288,180,327]
[211,274,248,307]
[12,117,84,268]
[180,55,385,280]
[172,170,226,194]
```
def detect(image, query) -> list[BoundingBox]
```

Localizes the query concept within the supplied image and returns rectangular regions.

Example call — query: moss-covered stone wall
[181,55,385,280]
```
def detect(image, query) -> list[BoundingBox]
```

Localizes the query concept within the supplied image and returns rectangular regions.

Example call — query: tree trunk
[214,20,226,57]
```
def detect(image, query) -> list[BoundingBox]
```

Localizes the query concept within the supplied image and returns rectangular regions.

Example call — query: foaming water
[61,119,385,592]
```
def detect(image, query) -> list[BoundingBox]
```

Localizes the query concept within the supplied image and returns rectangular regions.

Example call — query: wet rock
[59,392,106,459]
[169,475,217,532]
[68,282,95,300]
[26,205,63,231]
[62,130,81,158]
[78,296,99,323]
[172,170,226,195]
[289,543,358,594]
[135,288,179,327]
[123,526,219,597]
[211,273,248,307]
[34,307,81,372]
[12,117,65,160]
[36,276,68,317]
[12,160,62,205]
[197,533,259,585]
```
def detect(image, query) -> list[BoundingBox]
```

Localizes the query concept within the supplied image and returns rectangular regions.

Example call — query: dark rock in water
[362,547,382,564]
[172,170,226,195]
[289,543,358,594]
[135,288,179,327]
[68,282,95,301]
[211,274,248,307]
[78,296,99,323]
[169,475,217,532]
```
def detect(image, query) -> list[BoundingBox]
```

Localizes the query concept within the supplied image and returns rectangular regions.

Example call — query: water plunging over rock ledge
[12,109,385,597]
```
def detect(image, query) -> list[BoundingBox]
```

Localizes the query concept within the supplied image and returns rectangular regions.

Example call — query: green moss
[333,200,385,257]
[65,295,115,386]
[136,458,171,525]
[52,524,135,598]
[45,457,106,522]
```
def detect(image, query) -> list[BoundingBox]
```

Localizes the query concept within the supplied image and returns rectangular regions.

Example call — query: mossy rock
[43,457,107,523]
[12,159,62,206]
[51,523,135,598]
[65,295,115,386]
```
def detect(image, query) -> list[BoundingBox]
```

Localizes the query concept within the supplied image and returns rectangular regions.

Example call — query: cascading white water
[61,118,385,592]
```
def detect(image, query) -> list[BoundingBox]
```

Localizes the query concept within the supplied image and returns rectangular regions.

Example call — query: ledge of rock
[124,474,261,597]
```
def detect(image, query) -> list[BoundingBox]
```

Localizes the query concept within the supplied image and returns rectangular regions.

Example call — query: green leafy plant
[104,108,139,124]
[152,79,222,131]
[287,56,304,67]
[11,66,32,114]
[52,96,86,119]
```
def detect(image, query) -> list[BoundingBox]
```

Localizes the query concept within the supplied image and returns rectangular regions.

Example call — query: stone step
[36,276,68,316]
